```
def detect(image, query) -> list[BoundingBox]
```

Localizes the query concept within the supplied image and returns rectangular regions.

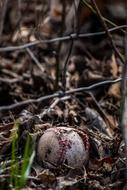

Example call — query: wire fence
[0,25,126,52]
[0,77,124,112]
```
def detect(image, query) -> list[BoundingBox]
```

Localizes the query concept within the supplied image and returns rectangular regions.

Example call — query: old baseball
[37,127,89,168]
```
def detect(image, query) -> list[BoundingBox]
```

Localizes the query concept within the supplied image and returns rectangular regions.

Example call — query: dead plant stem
[91,0,124,64]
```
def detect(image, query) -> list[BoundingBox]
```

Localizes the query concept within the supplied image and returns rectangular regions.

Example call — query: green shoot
[10,120,35,190]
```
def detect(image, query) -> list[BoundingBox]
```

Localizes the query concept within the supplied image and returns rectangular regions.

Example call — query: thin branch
[62,37,73,91]
[0,174,39,181]
[0,76,23,84]
[91,0,124,64]
[62,0,79,91]
[62,0,80,91]
[26,48,45,73]
[120,31,127,157]
[119,32,127,125]
[88,92,114,136]
[55,0,66,90]
[0,25,126,52]
[82,0,125,33]
[0,0,9,38]
[38,95,70,119]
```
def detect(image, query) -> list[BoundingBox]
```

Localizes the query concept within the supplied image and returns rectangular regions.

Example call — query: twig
[0,0,9,38]
[120,31,127,161]
[0,77,23,84]
[2,68,22,78]
[38,96,70,119]
[88,92,114,136]
[16,0,45,75]
[62,0,80,91]
[0,77,124,112]
[0,174,39,181]
[119,33,127,125]
[0,25,126,52]
[82,0,126,33]
[91,0,124,64]
[55,0,66,90]
[62,37,73,91]
[26,47,45,73]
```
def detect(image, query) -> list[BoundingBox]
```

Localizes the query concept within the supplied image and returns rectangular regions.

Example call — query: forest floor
[0,0,127,189]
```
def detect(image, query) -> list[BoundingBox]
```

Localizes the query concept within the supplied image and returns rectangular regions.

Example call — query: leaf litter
[0,0,127,189]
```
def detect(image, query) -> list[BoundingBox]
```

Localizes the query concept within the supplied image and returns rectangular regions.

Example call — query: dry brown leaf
[38,169,56,184]
[108,82,121,99]
[110,54,118,78]
[105,114,118,130]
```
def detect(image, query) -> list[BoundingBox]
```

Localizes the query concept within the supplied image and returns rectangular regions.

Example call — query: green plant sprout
[10,120,35,190]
